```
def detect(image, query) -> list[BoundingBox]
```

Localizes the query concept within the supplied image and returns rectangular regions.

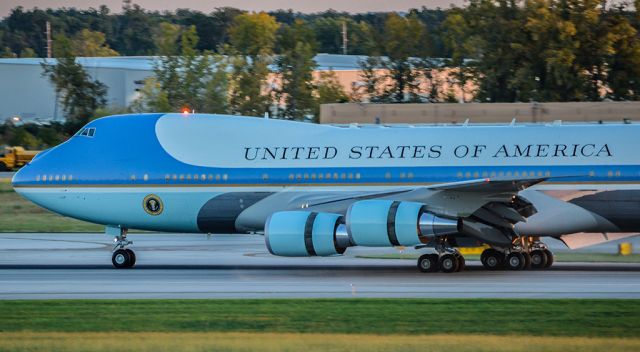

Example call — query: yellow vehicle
[0,146,40,171]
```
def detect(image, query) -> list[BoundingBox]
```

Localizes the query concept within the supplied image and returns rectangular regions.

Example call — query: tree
[379,13,429,103]
[605,10,640,100]
[133,23,228,114]
[227,12,279,116]
[111,4,155,55]
[229,12,279,56]
[41,34,107,132]
[315,69,348,114]
[353,57,384,102]
[129,77,171,112]
[8,127,40,149]
[72,29,119,57]
[19,47,36,58]
[442,9,477,102]
[275,20,318,120]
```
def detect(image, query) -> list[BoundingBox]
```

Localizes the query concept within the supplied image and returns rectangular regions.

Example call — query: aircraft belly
[517,189,640,235]
[15,187,217,233]
[197,192,273,233]
[568,190,640,231]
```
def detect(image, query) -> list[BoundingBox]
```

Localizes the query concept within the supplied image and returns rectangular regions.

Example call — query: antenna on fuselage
[264,112,269,119]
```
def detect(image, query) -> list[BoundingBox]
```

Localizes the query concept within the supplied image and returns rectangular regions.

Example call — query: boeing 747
[11,113,640,271]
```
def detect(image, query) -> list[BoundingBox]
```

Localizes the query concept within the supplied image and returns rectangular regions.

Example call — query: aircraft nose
[11,148,51,188]
[11,161,35,188]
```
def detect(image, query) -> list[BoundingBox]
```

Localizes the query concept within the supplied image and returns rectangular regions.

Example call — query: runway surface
[1,233,639,299]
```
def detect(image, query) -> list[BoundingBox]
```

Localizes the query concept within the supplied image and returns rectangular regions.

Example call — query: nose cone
[11,148,51,189]
[12,161,36,188]
[12,163,38,207]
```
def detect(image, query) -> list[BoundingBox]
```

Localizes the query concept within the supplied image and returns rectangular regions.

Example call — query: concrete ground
[0,233,639,299]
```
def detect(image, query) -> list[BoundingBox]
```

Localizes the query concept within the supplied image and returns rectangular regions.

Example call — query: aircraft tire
[112,249,133,269]
[439,254,459,273]
[417,254,439,273]
[543,249,554,268]
[530,250,548,269]
[506,252,526,270]
[456,254,466,272]
[521,251,532,269]
[125,249,136,267]
[481,249,503,270]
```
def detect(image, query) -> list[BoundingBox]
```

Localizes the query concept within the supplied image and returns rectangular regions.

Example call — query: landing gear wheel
[481,249,504,270]
[530,250,548,269]
[439,254,460,273]
[521,251,532,270]
[112,249,134,269]
[125,249,136,267]
[506,252,526,270]
[456,254,466,272]
[543,249,554,268]
[417,254,439,273]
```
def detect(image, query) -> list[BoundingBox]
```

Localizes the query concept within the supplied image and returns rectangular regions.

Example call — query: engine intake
[347,200,459,247]
[265,211,350,257]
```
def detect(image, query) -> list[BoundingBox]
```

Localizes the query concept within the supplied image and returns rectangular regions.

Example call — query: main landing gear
[108,226,136,269]
[480,237,554,271]
[417,239,466,273]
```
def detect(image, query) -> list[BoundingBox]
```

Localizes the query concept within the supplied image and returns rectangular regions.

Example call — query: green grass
[1,299,639,338]
[0,181,102,232]
[359,252,640,263]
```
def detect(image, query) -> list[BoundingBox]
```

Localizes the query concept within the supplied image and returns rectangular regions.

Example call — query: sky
[1,0,462,17]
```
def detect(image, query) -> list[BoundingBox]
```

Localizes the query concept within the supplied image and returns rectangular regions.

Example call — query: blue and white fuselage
[11,113,640,269]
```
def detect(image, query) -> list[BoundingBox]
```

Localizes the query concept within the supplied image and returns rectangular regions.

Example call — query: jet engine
[265,211,351,256]
[346,200,459,247]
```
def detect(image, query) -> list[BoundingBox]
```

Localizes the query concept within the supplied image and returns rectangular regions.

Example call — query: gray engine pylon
[458,219,513,247]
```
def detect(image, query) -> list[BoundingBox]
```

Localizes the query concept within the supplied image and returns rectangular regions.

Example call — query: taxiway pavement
[0,233,639,299]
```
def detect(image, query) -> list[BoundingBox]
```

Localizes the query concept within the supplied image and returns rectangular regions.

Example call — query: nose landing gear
[107,226,136,269]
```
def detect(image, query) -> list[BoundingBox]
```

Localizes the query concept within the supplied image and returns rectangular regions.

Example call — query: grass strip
[0,332,639,352]
[0,299,638,337]
[0,182,101,232]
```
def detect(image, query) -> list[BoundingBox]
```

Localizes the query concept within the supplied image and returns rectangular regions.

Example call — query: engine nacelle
[265,211,350,257]
[346,200,459,247]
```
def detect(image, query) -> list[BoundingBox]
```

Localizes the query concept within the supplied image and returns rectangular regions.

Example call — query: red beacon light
[181,107,190,115]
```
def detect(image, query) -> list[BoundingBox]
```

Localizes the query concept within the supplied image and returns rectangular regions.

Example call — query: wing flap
[429,177,547,193]
[559,232,640,249]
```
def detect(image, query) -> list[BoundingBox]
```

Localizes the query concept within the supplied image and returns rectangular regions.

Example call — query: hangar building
[0,54,368,123]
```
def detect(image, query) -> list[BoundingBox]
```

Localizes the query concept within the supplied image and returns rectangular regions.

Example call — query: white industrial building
[0,54,367,124]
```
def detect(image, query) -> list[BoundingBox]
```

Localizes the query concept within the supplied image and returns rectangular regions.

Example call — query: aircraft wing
[304,177,543,219]
[428,177,546,193]
[237,177,545,237]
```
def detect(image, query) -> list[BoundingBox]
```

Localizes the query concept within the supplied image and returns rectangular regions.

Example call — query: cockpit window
[76,127,96,138]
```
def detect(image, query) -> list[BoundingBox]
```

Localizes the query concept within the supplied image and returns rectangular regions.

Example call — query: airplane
[11,113,640,272]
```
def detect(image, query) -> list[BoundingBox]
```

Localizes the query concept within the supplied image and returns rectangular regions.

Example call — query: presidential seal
[143,194,163,215]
